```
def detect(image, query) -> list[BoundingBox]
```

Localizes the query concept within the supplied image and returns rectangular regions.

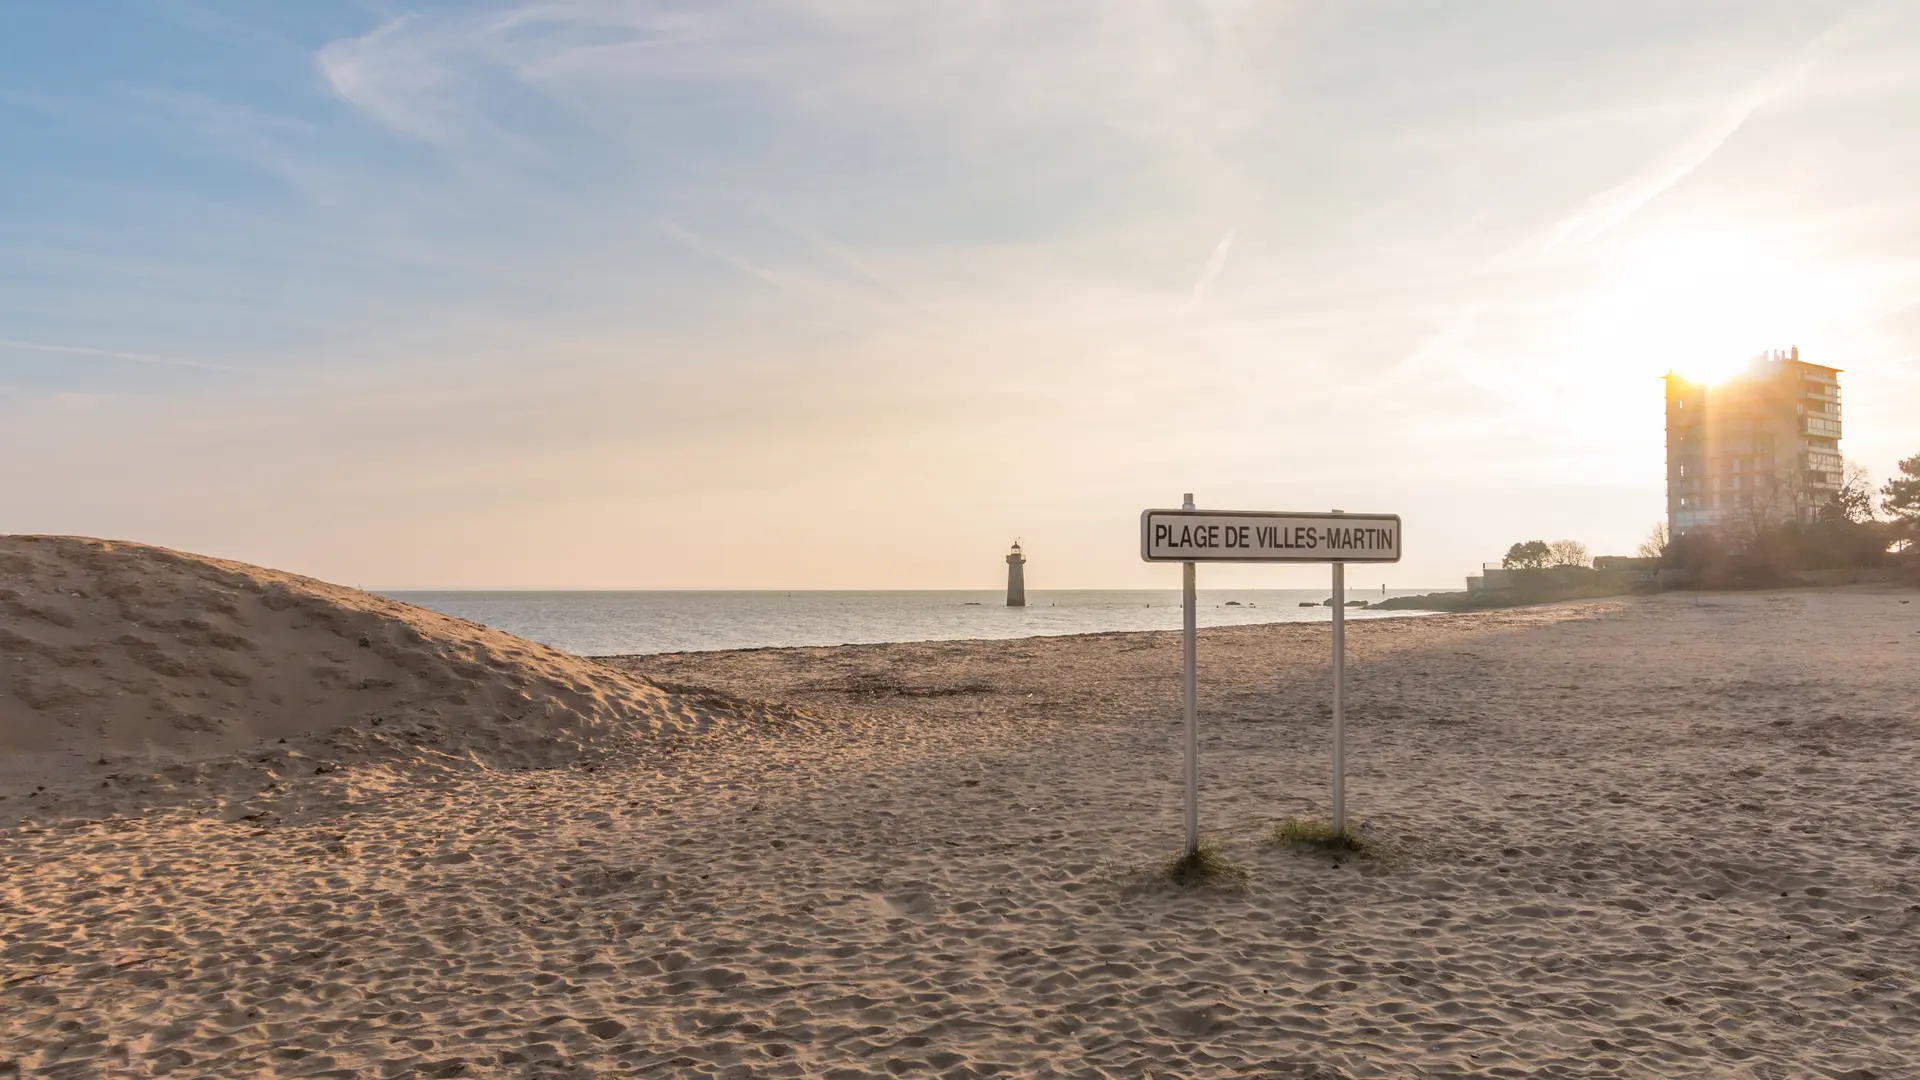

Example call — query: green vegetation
[1651,454,1917,585]
[1503,539,1591,570]
[1501,540,1552,569]
[1159,840,1249,888]
[1885,451,1920,546]
[1664,518,1901,584]
[1267,817,1385,861]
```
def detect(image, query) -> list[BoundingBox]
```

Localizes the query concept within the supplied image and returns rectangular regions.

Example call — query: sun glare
[1673,350,1754,386]
[1581,228,1855,385]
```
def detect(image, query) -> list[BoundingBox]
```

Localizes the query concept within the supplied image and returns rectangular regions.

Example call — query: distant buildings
[1664,347,1843,538]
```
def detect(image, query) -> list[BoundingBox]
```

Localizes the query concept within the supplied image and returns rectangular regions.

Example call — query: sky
[3,0,1918,590]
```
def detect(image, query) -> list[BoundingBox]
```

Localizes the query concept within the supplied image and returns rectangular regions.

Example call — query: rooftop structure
[1665,347,1842,538]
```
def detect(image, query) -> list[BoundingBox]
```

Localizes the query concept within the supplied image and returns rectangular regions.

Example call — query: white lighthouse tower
[1005,541,1027,607]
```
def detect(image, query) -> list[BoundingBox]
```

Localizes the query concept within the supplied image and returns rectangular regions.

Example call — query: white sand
[3,540,1917,1077]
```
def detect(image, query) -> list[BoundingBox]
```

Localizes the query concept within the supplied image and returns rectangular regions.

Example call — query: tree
[1663,527,1727,574]
[1636,522,1670,560]
[1502,540,1552,570]
[1547,539,1590,568]
[1824,461,1876,524]
[1884,452,1920,525]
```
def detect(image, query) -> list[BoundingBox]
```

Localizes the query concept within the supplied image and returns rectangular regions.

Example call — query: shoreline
[590,604,1445,661]
[382,586,1454,658]
[597,581,1916,661]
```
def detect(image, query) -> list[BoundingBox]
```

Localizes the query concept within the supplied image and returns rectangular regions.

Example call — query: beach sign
[1142,500,1402,855]
[1141,509,1401,563]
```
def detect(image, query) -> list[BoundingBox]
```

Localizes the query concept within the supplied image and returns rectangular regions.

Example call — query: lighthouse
[1005,541,1027,607]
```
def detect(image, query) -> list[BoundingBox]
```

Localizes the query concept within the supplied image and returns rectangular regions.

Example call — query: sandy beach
[4,538,1918,1078]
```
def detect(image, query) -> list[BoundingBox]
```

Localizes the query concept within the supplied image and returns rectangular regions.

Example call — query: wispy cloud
[1384,13,1869,395]
[0,339,248,375]
[751,205,933,320]
[1188,228,1236,310]
[317,14,465,141]
[1542,18,1857,252]
[651,218,793,295]
[314,1,1290,157]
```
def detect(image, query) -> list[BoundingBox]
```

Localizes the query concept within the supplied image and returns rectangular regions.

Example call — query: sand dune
[0,536,808,817]
[2,546,1916,1077]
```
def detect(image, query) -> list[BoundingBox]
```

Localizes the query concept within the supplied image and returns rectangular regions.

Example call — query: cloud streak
[1543,17,1857,252]
[1383,12,1871,396]
[1188,228,1236,310]
[0,339,248,375]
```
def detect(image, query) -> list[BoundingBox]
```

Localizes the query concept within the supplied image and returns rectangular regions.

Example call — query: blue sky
[3,1,1918,588]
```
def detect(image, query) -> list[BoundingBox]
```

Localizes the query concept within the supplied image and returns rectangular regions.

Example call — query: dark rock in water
[1345,600,1369,608]
[1298,602,1318,608]
[1224,601,1242,607]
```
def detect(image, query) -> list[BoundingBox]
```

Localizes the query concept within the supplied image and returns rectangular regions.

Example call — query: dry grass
[1159,840,1249,888]
[1268,817,1386,861]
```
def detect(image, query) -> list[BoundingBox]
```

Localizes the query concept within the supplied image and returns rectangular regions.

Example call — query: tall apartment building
[1664,347,1843,538]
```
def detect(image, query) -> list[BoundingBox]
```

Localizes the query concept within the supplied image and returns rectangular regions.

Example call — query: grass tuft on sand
[1160,840,1249,888]
[1268,817,1385,860]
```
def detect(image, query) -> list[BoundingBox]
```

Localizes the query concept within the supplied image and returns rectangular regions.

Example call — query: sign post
[1140,503,1400,843]
[1330,511,1347,836]
[1180,494,1199,856]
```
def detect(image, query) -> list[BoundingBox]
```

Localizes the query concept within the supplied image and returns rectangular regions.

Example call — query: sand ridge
[0,536,820,821]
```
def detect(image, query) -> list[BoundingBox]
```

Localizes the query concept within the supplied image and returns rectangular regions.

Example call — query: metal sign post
[1330,510,1347,836]
[1141,503,1400,844]
[1181,494,1199,856]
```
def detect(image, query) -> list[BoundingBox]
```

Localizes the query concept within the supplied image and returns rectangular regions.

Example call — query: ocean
[383,589,1446,657]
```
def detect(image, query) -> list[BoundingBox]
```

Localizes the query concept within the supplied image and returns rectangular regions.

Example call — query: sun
[1579,227,1854,384]
[1672,350,1754,387]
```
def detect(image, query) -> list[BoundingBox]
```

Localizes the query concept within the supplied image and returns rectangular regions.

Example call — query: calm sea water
[383,589,1445,657]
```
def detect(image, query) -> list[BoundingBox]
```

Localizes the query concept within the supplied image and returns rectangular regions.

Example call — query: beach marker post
[1140,503,1400,846]
[1330,510,1346,837]
[1181,493,1199,856]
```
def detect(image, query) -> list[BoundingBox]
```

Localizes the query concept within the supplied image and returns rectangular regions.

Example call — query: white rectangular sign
[1140,509,1402,563]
